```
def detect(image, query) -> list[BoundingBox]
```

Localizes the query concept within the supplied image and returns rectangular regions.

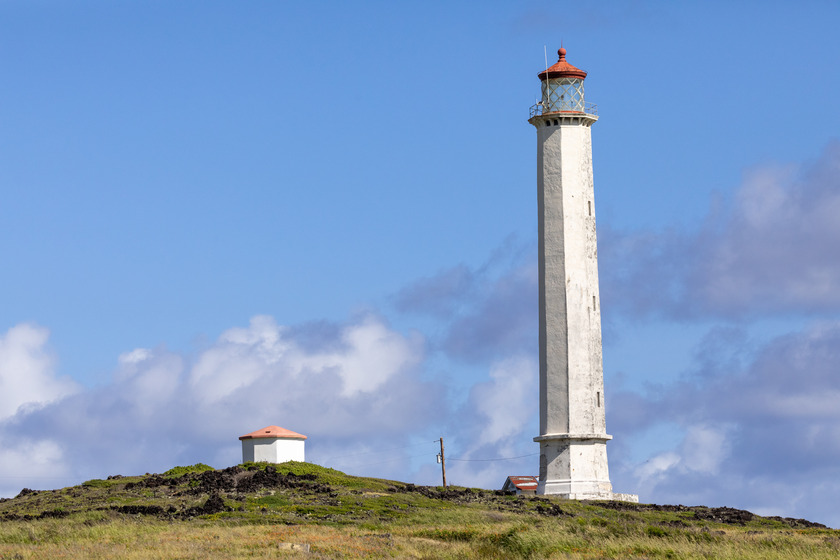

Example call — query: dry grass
[0,463,837,559]
[2,514,838,559]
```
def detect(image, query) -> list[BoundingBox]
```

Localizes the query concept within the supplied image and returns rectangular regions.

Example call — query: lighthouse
[529,48,636,502]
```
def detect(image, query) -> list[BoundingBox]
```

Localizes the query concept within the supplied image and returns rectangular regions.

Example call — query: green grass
[162,463,215,477]
[242,460,397,491]
[0,463,837,558]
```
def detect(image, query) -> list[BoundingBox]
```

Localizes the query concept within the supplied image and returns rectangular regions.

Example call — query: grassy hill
[0,462,837,559]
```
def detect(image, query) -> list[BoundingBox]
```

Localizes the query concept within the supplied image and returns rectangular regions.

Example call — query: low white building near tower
[239,425,307,463]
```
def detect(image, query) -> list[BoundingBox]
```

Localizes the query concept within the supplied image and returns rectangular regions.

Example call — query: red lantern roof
[239,425,307,440]
[538,48,587,81]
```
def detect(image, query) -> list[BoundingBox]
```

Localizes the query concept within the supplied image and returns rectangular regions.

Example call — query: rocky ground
[0,463,827,529]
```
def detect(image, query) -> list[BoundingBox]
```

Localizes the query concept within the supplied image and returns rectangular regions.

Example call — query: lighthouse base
[534,433,638,503]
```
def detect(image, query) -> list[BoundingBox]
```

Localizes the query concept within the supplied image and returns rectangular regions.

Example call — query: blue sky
[2,0,840,527]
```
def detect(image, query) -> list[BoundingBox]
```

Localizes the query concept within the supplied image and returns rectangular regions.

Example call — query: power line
[317,438,538,466]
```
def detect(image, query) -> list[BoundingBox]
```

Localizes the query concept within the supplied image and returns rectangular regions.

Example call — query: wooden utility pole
[439,437,447,488]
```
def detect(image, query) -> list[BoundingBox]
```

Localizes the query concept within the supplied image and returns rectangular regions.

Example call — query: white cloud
[634,451,680,483]
[764,390,840,419]
[697,145,840,313]
[114,349,184,418]
[601,140,840,319]
[680,424,731,475]
[188,315,423,404]
[0,313,438,496]
[0,323,77,495]
[0,437,69,496]
[118,348,152,365]
[0,323,77,421]
[392,236,537,365]
[441,356,539,490]
[629,423,731,502]
[612,321,840,526]
[189,315,291,404]
[314,315,424,397]
[470,357,536,448]
[736,164,796,227]
[393,264,475,318]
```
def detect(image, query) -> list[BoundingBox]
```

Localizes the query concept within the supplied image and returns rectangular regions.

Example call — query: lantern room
[537,48,589,114]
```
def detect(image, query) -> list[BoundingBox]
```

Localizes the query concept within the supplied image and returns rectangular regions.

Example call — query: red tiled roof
[538,48,587,81]
[239,425,307,441]
[506,476,538,490]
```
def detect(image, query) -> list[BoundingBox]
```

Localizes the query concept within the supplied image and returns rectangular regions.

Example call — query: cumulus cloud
[443,356,539,489]
[443,265,536,363]
[387,240,544,487]
[597,142,840,524]
[394,236,537,364]
[0,437,69,493]
[601,140,840,319]
[0,323,77,421]
[393,264,475,319]
[0,314,438,497]
[612,322,840,526]
[0,235,546,497]
[468,357,537,449]
[632,423,732,497]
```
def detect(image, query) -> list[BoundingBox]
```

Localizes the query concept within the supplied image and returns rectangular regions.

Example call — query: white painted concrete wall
[531,112,617,500]
[241,438,305,464]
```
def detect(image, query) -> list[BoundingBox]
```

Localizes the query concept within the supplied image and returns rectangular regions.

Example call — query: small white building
[239,425,307,464]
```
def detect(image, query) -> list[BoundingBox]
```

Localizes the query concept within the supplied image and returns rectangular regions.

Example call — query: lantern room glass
[541,77,585,113]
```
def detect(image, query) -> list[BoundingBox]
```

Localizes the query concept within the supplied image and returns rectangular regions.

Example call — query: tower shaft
[537,117,604,439]
[532,113,612,499]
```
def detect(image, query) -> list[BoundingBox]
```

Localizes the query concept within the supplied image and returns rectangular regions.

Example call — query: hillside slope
[0,462,837,559]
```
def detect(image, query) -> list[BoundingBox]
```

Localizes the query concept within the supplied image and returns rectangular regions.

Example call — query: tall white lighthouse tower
[529,48,636,502]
